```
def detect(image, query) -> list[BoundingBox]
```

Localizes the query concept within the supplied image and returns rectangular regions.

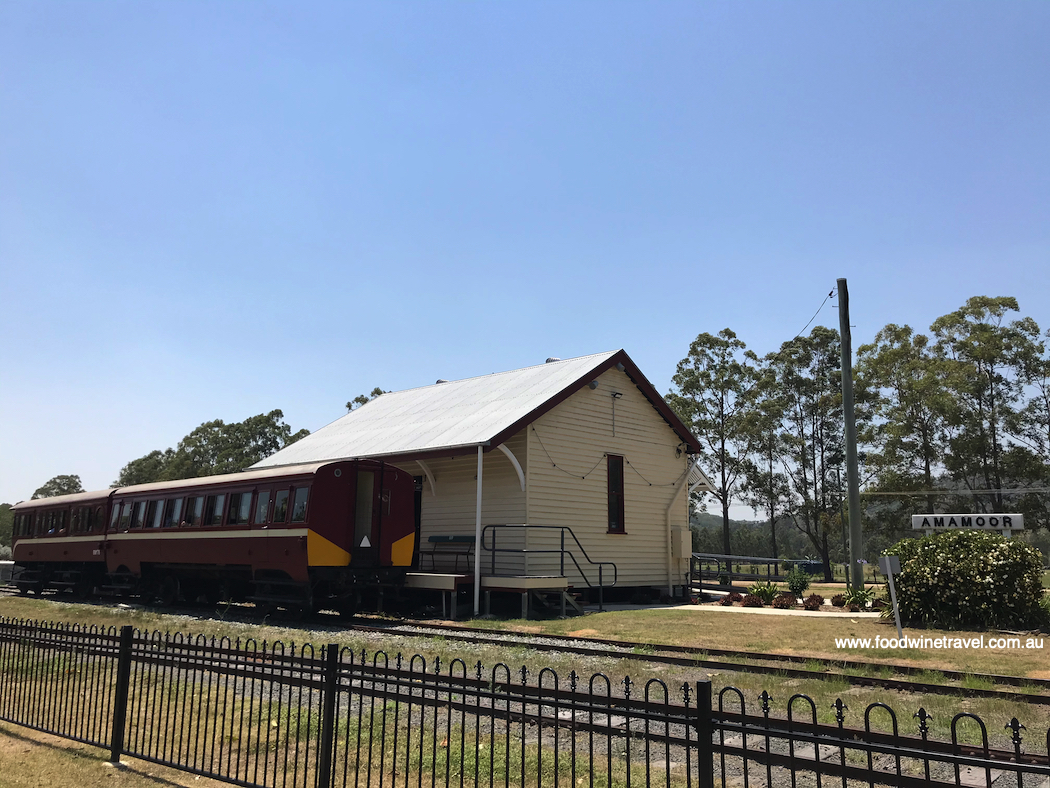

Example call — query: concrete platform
[480,575,569,592]
[480,575,571,618]
[403,572,472,619]
[405,572,470,592]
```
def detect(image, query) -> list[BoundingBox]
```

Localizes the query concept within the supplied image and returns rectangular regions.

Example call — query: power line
[862,488,1050,496]
[793,288,835,342]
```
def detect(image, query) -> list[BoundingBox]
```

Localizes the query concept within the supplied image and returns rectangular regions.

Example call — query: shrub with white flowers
[884,530,1044,630]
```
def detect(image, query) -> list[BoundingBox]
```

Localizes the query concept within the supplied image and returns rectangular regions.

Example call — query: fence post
[695,680,714,788]
[316,643,340,788]
[109,625,134,763]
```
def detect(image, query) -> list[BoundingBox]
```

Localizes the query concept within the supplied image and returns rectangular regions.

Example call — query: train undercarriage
[12,561,407,616]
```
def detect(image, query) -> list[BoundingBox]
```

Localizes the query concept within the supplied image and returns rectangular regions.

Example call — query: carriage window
[272,490,289,523]
[164,498,183,528]
[253,490,271,524]
[131,501,147,529]
[93,506,104,533]
[110,506,121,532]
[147,500,164,528]
[119,502,133,531]
[290,487,309,523]
[184,497,204,527]
[229,492,252,525]
[204,494,226,526]
[71,507,82,533]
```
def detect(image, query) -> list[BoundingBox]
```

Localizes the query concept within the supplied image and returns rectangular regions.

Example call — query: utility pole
[838,278,864,589]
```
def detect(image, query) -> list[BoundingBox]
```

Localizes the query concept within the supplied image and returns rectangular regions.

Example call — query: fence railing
[3,617,1050,787]
[482,524,617,609]
[690,553,883,590]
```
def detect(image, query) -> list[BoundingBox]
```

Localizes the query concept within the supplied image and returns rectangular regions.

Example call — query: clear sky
[2,2,1048,511]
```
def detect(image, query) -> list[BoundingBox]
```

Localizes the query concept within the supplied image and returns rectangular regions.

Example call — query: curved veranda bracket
[415,460,438,496]
[496,444,526,492]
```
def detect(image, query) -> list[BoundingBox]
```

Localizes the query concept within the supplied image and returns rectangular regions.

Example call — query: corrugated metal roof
[253,351,622,468]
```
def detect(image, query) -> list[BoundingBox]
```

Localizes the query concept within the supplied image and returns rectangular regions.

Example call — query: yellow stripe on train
[306,530,351,567]
[390,533,415,567]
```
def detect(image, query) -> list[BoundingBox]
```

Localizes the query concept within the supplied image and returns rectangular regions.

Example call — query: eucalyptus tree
[668,329,761,556]
[740,366,793,560]
[114,410,310,486]
[856,323,950,518]
[347,387,388,412]
[930,296,1041,513]
[31,474,85,499]
[1010,327,1050,464]
[766,326,844,580]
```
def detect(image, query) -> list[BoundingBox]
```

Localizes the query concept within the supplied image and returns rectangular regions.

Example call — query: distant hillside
[690,511,815,559]
[691,512,764,530]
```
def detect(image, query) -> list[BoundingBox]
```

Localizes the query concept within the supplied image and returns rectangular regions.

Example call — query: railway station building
[253,350,712,615]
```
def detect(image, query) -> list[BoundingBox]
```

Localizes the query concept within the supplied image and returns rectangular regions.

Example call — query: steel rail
[368,617,1050,689]
[339,620,1050,706]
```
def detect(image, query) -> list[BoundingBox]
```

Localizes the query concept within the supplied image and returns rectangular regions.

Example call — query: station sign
[911,513,1024,531]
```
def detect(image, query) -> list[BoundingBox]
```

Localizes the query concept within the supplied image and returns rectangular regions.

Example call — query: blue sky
[2,2,1048,509]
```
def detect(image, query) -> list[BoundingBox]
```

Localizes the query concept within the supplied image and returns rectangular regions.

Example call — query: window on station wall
[253,490,271,525]
[204,494,226,526]
[184,497,204,527]
[272,490,289,524]
[164,498,183,528]
[228,492,252,525]
[290,487,309,523]
[607,455,625,533]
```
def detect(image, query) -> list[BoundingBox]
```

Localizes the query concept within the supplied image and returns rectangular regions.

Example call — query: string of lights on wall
[530,425,683,487]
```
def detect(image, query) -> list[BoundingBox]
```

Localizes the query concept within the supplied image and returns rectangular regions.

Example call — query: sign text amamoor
[911,513,1024,531]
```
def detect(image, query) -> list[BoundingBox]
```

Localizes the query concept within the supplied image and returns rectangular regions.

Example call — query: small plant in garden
[728,591,743,602]
[802,593,824,611]
[785,564,811,597]
[844,586,876,609]
[741,594,765,607]
[772,594,795,609]
[748,580,781,604]
[831,593,846,608]
[718,594,734,606]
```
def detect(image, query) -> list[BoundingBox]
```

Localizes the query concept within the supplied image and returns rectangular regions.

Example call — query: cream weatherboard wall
[525,367,692,590]
[399,367,693,590]
[403,429,529,576]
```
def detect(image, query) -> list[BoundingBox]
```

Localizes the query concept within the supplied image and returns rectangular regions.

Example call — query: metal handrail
[481,524,617,611]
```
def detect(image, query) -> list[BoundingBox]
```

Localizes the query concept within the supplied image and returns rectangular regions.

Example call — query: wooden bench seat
[420,534,475,573]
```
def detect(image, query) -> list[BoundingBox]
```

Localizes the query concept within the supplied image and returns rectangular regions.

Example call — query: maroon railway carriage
[10,459,416,612]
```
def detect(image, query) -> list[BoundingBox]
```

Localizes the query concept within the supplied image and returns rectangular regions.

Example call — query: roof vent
[545,357,561,363]
[435,379,449,384]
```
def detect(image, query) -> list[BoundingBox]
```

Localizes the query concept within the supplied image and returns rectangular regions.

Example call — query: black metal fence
[2,617,1050,787]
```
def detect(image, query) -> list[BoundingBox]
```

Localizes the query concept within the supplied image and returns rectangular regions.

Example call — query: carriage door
[352,469,379,567]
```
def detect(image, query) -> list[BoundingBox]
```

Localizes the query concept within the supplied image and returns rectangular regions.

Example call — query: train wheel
[158,575,180,607]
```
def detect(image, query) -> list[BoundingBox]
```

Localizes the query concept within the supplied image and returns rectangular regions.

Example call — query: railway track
[5,584,1048,707]
[341,619,1050,707]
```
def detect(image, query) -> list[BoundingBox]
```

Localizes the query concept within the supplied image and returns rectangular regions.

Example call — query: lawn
[0,721,228,788]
